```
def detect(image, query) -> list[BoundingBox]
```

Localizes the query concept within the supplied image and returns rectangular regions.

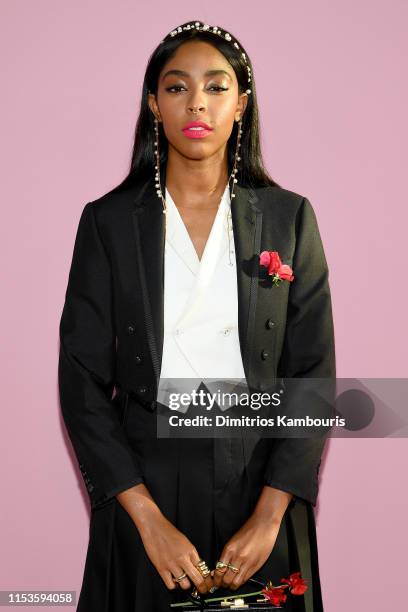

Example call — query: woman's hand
[116,483,214,594]
[212,486,293,591]
[139,510,215,594]
[212,513,281,591]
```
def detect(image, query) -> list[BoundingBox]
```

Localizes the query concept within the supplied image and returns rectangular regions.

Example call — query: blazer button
[138,385,148,394]
[127,324,136,335]
[261,349,269,360]
[135,354,143,364]
[87,483,95,493]
[266,318,275,329]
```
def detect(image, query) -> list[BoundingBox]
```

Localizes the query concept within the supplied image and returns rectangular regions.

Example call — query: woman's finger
[221,560,244,588]
[194,557,215,593]
[202,570,215,593]
[213,553,233,587]
[186,557,208,593]
[162,568,184,590]
[229,562,253,590]
[167,565,191,591]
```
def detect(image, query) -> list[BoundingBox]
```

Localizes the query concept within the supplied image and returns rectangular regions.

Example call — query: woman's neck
[165,149,229,209]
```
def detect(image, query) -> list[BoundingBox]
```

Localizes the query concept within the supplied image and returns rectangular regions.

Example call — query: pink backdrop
[1,1,406,609]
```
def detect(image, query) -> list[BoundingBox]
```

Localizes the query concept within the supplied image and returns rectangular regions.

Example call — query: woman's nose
[188,103,206,113]
[187,91,206,113]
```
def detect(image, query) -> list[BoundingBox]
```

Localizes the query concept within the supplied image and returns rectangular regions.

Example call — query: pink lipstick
[182,120,213,139]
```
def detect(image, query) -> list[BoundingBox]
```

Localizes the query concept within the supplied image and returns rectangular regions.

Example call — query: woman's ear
[235,92,249,122]
[147,93,162,122]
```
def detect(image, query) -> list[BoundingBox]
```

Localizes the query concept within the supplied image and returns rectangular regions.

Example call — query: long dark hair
[110,20,280,195]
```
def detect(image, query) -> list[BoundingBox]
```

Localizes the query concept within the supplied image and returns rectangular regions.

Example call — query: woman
[58,20,335,612]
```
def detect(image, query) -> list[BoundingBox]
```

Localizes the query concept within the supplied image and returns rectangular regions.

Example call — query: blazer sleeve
[263,196,336,507]
[58,201,144,510]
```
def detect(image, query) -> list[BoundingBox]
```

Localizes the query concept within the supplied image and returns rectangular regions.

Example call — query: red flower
[262,585,288,606]
[281,572,308,595]
[259,250,294,285]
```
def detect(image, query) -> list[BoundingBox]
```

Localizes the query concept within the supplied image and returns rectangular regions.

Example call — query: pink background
[1,1,407,609]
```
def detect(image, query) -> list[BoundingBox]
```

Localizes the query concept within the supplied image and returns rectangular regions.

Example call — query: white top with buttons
[159,184,246,380]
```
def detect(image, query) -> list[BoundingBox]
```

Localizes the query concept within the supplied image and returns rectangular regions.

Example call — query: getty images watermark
[144,377,408,439]
[165,385,344,428]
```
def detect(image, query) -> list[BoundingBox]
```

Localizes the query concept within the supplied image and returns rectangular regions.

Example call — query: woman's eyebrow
[161,69,232,81]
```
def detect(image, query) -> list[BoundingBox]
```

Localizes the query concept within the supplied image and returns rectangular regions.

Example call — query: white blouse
[159,184,246,381]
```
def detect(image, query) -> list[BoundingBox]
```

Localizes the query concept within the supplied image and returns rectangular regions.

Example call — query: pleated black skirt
[77,400,323,612]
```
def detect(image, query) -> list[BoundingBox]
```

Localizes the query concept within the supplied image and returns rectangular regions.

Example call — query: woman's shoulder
[90,183,140,208]
[251,184,313,219]
[83,183,144,226]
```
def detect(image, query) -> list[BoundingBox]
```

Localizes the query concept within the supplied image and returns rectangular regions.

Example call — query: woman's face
[148,40,248,161]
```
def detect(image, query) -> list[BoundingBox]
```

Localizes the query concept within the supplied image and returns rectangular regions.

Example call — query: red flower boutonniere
[262,572,308,606]
[259,250,294,286]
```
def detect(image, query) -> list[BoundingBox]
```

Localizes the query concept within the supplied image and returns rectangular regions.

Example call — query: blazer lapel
[131,165,263,391]
[131,179,165,389]
[231,184,263,384]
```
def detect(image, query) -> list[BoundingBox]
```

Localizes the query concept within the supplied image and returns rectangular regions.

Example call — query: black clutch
[177,603,280,611]
[170,575,282,610]
[179,606,278,611]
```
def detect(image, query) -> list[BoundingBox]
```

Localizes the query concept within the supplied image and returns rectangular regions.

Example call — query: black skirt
[77,399,323,612]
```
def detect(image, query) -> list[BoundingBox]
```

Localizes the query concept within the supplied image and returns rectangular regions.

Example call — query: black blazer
[58,169,336,512]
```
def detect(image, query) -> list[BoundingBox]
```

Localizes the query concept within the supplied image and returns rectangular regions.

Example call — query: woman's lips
[182,127,213,139]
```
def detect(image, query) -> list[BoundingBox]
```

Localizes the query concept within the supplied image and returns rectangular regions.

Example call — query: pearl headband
[160,21,252,95]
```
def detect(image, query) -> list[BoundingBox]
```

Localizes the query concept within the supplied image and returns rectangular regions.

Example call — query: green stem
[170,583,291,607]
[170,589,266,607]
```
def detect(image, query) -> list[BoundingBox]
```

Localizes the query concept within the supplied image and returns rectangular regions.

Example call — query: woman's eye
[165,85,228,93]
[166,85,186,92]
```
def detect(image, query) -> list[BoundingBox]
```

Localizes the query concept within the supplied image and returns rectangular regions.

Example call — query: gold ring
[227,563,240,573]
[216,561,229,569]
[195,560,210,576]
[173,572,187,582]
